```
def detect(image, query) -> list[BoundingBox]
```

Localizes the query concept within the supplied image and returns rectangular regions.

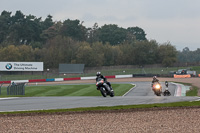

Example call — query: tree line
[0,10,179,68]
[178,47,200,63]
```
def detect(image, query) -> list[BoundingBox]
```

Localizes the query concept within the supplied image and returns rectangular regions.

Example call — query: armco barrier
[174,74,191,78]
[64,77,81,81]
[55,78,64,82]
[116,74,132,78]
[11,80,29,83]
[81,76,96,80]
[0,73,171,84]
[29,79,46,82]
[0,81,11,84]
[105,75,115,79]
[46,79,55,82]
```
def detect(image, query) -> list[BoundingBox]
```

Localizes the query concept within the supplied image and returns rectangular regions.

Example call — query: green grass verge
[0,84,134,97]
[1,101,200,115]
[186,86,199,96]
[171,81,199,96]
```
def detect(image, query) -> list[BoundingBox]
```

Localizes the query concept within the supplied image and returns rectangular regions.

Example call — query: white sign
[0,62,43,71]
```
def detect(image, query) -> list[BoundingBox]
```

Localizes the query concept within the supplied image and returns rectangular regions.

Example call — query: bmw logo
[5,63,12,70]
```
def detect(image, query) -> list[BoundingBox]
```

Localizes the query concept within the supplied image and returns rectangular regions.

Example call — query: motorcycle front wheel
[100,87,107,97]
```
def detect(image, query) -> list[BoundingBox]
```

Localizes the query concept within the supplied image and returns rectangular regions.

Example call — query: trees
[0,10,182,68]
[158,43,177,67]
[60,19,87,41]
[0,11,12,44]
[127,27,147,41]
[177,47,200,63]
[98,24,127,45]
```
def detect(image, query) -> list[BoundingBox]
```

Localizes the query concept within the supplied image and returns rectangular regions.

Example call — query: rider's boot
[110,86,114,92]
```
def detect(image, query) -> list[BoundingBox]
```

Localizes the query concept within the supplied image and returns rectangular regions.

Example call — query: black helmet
[96,72,101,76]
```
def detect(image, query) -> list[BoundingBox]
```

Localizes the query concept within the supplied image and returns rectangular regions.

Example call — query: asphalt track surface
[0,82,199,112]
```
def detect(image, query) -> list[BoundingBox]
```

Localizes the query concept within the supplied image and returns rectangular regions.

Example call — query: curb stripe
[81,76,96,80]
[29,79,46,82]
[64,77,81,81]
[116,74,132,78]
[55,78,64,81]
[105,75,115,79]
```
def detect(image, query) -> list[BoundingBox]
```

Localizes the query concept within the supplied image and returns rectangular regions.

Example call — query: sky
[1,0,200,51]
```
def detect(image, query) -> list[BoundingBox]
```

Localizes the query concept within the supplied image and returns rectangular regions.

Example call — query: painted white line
[122,84,136,97]
[194,98,200,101]
[0,97,19,100]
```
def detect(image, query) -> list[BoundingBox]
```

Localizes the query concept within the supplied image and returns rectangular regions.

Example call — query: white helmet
[96,72,101,76]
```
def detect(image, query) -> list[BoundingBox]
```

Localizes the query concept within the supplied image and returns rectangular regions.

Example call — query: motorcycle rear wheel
[110,91,114,97]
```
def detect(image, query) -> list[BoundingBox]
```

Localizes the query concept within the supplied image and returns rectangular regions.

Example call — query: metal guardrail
[7,83,25,95]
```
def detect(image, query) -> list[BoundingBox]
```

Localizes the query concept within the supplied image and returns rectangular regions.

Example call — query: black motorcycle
[163,81,171,96]
[96,78,114,97]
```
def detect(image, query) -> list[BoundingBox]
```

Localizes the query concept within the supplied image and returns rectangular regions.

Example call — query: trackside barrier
[64,77,81,81]
[105,75,115,79]
[55,78,64,82]
[132,74,160,77]
[116,74,132,78]
[11,80,29,83]
[7,83,25,95]
[2,73,193,84]
[174,74,191,78]
[81,76,96,80]
[29,79,46,82]
[46,79,55,82]
[0,81,11,84]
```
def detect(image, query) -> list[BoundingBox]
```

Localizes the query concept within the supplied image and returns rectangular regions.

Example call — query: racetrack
[0,77,200,133]
[0,78,199,112]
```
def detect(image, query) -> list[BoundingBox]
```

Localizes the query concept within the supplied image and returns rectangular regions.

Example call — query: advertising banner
[0,62,43,71]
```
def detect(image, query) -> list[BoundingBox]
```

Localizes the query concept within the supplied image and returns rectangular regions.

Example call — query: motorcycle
[163,81,171,96]
[96,78,114,97]
[152,82,162,96]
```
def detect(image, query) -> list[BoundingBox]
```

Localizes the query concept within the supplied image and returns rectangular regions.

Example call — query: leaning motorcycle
[96,78,114,97]
[152,82,162,96]
[163,81,171,96]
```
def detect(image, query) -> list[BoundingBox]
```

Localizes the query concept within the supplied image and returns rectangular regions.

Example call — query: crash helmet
[153,76,157,79]
[96,72,101,76]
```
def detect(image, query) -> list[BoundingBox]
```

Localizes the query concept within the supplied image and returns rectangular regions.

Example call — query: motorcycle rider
[96,72,113,91]
[151,76,159,87]
[163,81,171,96]
[152,76,159,83]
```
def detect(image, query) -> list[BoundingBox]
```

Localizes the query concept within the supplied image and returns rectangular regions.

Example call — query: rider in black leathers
[151,76,159,87]
[96,72,113,90]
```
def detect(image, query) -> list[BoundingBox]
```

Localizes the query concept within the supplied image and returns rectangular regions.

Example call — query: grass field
[0,84,134,97]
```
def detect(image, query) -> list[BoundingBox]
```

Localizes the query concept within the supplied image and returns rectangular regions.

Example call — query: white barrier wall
[81,76,96,80]
[115,75,132,78]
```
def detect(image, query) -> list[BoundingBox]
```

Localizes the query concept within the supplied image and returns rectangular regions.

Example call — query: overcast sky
[1,0,200,51]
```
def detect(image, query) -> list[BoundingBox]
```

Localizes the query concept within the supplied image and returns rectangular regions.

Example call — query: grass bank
[0,101,199,115]
[0,84,134,97]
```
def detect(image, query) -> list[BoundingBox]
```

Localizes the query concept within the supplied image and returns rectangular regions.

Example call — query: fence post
[0,83,3,95]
